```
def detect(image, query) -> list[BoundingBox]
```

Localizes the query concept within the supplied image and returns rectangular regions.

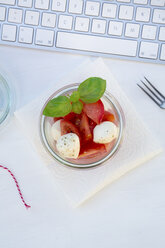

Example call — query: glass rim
[40,83,125,169]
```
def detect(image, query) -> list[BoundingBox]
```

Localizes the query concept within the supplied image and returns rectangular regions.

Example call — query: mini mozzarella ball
[51,120,62,141]
[93,121,118,144]
[56,133,80,159]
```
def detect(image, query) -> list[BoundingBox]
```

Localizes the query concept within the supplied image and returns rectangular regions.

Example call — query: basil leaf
[72,101,83,114]
[78,77,106,103]
[70,91,80,103]
[43,96,72,117]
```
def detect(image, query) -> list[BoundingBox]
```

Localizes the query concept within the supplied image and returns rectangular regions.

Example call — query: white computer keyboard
[0,0,165,64]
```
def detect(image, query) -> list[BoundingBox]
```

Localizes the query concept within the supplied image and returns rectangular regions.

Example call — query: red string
[0,165,31,209]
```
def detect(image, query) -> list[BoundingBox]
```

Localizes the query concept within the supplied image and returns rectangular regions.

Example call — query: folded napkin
[15,58,162,207]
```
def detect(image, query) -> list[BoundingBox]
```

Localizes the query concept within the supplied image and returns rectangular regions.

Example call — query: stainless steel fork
[137,77,165,109]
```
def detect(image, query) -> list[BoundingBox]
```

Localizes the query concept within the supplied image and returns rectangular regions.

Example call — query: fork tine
[144,76,165,100]
[137,84,161,107]
[141,80,162,103]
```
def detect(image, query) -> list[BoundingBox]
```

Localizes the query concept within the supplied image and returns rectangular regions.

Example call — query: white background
[0,45,165,248]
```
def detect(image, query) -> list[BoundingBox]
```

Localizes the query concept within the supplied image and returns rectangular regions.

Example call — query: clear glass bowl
[40,84,125,169]
[0,71,16,130]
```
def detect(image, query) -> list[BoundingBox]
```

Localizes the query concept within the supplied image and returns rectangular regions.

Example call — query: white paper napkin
[15,58,162,207]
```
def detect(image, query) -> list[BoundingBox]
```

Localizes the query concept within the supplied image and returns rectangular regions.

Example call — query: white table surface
[0,45,165,248]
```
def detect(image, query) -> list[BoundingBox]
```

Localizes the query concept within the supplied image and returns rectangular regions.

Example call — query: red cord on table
[0,165,31,209]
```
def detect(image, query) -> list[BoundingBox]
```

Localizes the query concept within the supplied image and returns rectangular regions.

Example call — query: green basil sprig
[43,77,106,117]
[78,77,106,103]
[70,91,80,103]
[43,96,72,117]
[72,101,83,114]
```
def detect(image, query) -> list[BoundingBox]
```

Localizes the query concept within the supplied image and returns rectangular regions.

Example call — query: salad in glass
[40,77,124,168]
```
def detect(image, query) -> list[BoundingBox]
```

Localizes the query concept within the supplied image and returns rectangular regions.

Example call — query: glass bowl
[0,71,16,130]
[40,84,124,169]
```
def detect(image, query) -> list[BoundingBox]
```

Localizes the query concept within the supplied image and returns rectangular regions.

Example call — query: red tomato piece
[103,111,115,123]
[79,141,106,158]
[80,112,92,142]
[63,112,77,121]
[74,115,81,128]
[63,112,82,129]
[53,117,62,122]
[89,118,97,133]
[83,99,104,124]
[60,120,80,138]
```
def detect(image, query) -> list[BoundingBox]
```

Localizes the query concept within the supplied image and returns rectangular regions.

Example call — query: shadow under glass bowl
[40,84,125,169]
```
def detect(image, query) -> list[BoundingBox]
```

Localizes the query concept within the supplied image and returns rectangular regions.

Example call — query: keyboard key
[153,9,165,24]
[69,0,83,14]
[35,0,50,10]
[25,11,39,26]
[2,24,16,41]
[139,41,158,59]
[136,7,150,22]
[56,32,137,57]
[75,17,89,32]
[8,8,23,24]
[134,0,148,4]
[142,25,157,40]
[159,27,165,41]
[18,0,32,7]
[119,5,134,20]
[0,0,15,5]
[125,23,140,38]
[52,0,66,12]
[108,21,123,36]
[102,3,117,19]
[85,1,100,16]
[0,7,6,21]
[19,26,33,43]
[160,44,165,61]
[151,0,165,6]
[58,15,73,30]
[117,0,130,2]
[42,13,56,28]
[92,19,106,34]
[35,28,54,46]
